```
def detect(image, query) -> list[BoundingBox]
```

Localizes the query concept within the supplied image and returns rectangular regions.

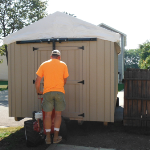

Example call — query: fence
[124,68,150,127]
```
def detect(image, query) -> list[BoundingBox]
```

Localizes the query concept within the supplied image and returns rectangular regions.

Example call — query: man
[35,50,69,144]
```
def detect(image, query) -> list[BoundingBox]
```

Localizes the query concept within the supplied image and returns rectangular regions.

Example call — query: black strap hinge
[33,80,35,84]
[78,113,84,117]
[77,80,84,84]
[78,46,84,50]
[33,47,39,51]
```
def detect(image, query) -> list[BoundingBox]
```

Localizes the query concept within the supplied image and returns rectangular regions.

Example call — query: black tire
[59,117,67,140]
[24,120,44,147]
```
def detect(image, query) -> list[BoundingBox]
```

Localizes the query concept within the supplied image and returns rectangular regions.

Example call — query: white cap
[51,50,61,56]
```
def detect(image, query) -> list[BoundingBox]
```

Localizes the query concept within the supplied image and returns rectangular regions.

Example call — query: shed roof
[3,11,120,45]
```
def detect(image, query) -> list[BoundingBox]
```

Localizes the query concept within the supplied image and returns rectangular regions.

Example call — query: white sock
[54,128,59,131]
[45,129,51,132]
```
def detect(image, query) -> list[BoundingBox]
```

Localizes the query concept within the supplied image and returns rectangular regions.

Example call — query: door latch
[78,113,84,117]
[77,80,84,84]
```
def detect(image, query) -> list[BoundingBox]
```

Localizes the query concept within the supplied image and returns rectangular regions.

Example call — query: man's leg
[53,111,62,143]
[44,111,52,144]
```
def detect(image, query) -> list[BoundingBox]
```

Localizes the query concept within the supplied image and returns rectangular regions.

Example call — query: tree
[138,41,150,69]
[0,0,48,58]
[0,44,6,64]
[124,49,140,71]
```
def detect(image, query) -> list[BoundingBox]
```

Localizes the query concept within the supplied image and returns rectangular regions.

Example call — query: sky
[1,0,150,49]
[46,0,150,49]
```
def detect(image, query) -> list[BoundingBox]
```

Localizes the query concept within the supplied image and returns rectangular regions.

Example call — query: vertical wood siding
[96,39,105,121]
[89,41,97,121]
[15,44,22,117]
[21,44,28,116]
[110,42,115,122]
[89,39,117,122]
[27,44,34,117]
[8,44,11,116]
[8,40,118,122]
[124,69,150,126]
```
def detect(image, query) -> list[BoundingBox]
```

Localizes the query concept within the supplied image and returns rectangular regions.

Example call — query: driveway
[0,90,31,127]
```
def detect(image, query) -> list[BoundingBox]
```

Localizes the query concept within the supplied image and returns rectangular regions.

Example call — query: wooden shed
[4,12,120,123]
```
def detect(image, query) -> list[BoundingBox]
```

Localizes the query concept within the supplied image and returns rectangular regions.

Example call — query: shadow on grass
[0,127,49,150]
[0,128,25,150]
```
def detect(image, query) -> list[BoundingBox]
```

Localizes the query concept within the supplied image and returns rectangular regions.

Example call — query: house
[99,23,127,82]
[0,55,8,81]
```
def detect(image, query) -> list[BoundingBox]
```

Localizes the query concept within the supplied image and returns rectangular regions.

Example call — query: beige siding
[21,44,28,116]
[110,42,115,122]
[83,42,89,121]
[89,41,97,121]
[10,43,16,117]
[15,44,22,117]
[27,44,35,117]
[85,42,90,121]
[8,44,11,116]
[8,40,119,122]
[89,39,118,122]
[104,41,111,122]
[96,39,105,121]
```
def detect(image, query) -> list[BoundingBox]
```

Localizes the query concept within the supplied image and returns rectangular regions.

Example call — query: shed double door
[34,45,84,119]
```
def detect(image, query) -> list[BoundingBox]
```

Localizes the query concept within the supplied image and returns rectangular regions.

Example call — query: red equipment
[33,97,55,135]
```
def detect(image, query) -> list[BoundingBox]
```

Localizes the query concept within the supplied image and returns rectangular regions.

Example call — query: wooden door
[58,46,84,119]
[33,44,84,119]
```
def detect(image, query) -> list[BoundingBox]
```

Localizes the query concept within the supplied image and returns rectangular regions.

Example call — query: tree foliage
[124,49,140,71]
[0,0,48,61]
[0,44,6,63]
[138,41,150,69]
[0,0,48,39]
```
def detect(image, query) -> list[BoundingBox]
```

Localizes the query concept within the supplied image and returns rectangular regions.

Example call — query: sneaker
[53,136,62,143]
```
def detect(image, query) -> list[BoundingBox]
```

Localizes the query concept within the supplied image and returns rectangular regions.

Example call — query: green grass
[0,81,8,85]
[0,127,24,150]
[118,83,124,91]
[0,81,8,91]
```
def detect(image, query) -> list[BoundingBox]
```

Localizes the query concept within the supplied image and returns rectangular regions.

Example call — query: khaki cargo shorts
[42,91,66,112]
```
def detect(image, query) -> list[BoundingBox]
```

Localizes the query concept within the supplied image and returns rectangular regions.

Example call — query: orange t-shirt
[36,59,69,94]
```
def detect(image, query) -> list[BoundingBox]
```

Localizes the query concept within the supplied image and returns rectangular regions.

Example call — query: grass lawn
[0,81,8,91]
[0,127,24,150]
[118,83,124,91]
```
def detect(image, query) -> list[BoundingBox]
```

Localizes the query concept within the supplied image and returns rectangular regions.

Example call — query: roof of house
[3,11,120,45]
[99,23,127,46]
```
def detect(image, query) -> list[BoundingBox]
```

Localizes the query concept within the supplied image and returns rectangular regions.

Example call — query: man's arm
[35,75,43,95]
[64,78,67,85]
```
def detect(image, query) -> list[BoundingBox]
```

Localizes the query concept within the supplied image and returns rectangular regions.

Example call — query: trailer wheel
[24,120,44,147]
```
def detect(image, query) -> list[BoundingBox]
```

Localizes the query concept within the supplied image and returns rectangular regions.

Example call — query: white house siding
[0,56,8,81]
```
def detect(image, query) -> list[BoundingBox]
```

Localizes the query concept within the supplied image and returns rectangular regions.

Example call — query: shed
[3,11,120,123]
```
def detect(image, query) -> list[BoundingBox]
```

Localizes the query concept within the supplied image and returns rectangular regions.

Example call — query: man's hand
[35,75,43,95]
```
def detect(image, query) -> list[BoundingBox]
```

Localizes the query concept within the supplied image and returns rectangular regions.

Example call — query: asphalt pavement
[0,90,124,150]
